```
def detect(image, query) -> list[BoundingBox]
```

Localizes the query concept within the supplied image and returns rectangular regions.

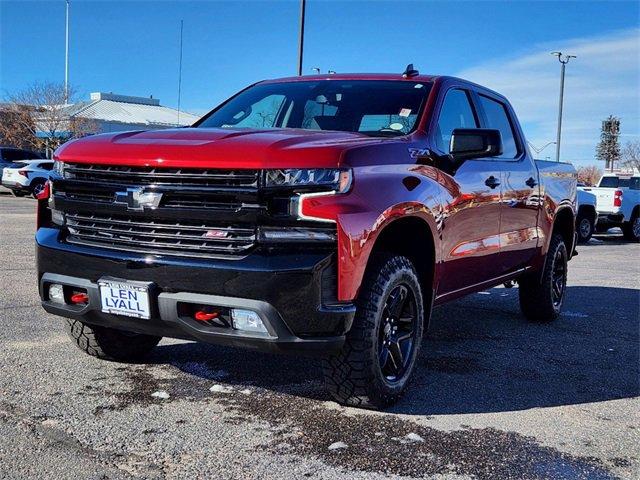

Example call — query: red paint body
[55,74,577,305]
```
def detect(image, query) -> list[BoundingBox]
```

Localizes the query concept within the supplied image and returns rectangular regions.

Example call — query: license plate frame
[98,278,152,320]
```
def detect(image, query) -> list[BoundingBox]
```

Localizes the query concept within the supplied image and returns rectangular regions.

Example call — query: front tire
[65,319,161,361]
[518,233,568,322]
[322,254,424,409]
[622,213,640,242]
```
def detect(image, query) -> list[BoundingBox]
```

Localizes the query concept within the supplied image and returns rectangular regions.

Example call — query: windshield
[196,80,432,137]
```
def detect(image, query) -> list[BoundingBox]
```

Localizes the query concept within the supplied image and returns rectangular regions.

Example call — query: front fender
[304,164,444,301]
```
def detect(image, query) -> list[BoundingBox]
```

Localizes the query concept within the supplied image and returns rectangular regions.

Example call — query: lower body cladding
[36,228,354,356]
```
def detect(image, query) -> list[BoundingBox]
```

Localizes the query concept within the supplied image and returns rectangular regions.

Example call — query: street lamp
[64,0,70,103]
[551,51,576,162]
[297,0,306,76]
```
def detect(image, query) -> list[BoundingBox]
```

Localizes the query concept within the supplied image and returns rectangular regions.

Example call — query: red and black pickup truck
[37,68,577,408]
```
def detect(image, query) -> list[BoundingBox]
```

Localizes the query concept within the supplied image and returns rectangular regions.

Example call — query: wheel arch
[551,206,576,255]
[577,204,596,222]
[363,216,436,323]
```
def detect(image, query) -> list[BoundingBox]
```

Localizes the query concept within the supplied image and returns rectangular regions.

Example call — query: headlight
[264,168,352,193]
[53,159,65,177]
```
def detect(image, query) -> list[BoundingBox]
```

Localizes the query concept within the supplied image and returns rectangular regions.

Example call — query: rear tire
[65,319,161,361]
[622,213,640,242]
[322,254,424,409]
[519,233,568,322]
[576,212,594,243]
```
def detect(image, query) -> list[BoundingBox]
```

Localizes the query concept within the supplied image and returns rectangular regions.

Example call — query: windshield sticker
[399,108,412,117]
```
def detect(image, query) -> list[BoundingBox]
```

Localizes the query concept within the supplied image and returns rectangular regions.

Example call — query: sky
[1,0,639,165]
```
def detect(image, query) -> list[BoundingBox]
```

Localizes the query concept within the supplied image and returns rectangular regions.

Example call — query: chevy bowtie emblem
[114,188,163,211]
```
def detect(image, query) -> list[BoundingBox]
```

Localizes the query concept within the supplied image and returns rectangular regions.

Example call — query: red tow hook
[194,311,219,322]
[70,292,89,304]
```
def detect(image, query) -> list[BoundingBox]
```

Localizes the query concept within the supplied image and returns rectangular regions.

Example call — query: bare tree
[621,140,640,172]
[577,165,602,186]
[0,82,97,155]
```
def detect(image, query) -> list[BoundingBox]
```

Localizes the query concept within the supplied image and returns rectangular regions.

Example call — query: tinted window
[3,149,25,161]
[198,80,431,137]
[39,162,54,171]
[436,89,478,153]
[599,177,632,188]
[478,95,518,158]
[629,177,640,190]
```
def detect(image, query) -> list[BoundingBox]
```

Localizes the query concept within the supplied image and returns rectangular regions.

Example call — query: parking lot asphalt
[0,192,638,480]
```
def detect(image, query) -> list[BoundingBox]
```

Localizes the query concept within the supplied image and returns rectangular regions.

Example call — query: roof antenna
[402,63,419,78]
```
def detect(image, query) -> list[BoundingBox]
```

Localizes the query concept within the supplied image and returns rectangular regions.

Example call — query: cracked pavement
[0,194,638,479]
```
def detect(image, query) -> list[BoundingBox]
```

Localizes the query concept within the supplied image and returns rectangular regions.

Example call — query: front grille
[64,164,259,188]
[65,213,256,258]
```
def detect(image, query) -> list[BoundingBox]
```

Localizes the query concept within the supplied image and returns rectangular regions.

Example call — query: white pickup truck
[581,174,640,241]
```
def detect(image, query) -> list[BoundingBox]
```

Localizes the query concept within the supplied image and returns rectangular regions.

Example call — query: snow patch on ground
[151,390,170,400]
[209,384,234,394]
[392,433,425,444]
[328,441,348,451]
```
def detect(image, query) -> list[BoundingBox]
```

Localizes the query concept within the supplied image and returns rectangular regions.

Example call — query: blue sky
[1,0,639,164]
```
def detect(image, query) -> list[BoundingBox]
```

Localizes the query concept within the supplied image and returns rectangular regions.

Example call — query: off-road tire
[576,212,594,243]
[519,233,568,322]
[622,212,640,242]
[65,319,161,361]
[321,254,424,409]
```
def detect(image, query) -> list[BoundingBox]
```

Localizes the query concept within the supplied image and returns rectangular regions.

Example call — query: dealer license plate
[99,279,151,319]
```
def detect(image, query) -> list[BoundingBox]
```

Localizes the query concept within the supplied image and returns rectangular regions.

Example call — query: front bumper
[36,228,355,356]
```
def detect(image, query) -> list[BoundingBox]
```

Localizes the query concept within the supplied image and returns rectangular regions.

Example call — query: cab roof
[261,73,439,84]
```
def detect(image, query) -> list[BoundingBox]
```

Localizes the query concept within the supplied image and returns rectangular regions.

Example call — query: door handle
[485,176,500,189]
[525,177,538,188]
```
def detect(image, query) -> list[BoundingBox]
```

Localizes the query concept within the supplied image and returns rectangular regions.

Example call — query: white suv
[1,160,54,198]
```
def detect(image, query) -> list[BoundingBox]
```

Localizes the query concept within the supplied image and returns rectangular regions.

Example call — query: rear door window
[478,95,519,158]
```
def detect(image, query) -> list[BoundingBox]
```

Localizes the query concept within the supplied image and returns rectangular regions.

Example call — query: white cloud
[457,29,640,165]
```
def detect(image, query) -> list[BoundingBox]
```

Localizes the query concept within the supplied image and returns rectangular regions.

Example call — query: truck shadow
[150,285,639,415]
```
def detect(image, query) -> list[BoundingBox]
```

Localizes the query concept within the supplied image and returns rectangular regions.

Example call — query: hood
[55,127,390,169]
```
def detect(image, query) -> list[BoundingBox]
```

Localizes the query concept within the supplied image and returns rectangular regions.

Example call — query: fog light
[51,209,65,226]
[231,309,268,334]
[48,283,65,304]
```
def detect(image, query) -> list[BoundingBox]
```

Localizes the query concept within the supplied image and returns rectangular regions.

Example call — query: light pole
[297,0,306,76]
[64,0,70,103]
[551,52,576,162]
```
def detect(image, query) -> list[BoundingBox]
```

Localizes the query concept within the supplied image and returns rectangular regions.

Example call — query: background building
[60,92,200,133]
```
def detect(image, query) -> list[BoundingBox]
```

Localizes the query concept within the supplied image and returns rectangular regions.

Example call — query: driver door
[434,88,503,296]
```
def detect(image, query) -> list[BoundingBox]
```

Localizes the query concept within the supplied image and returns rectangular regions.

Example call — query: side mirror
[450,128,503,162]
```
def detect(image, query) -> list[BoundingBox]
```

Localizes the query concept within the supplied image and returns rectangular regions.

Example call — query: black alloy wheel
[378,284,418,383]
[551,247,567,308]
